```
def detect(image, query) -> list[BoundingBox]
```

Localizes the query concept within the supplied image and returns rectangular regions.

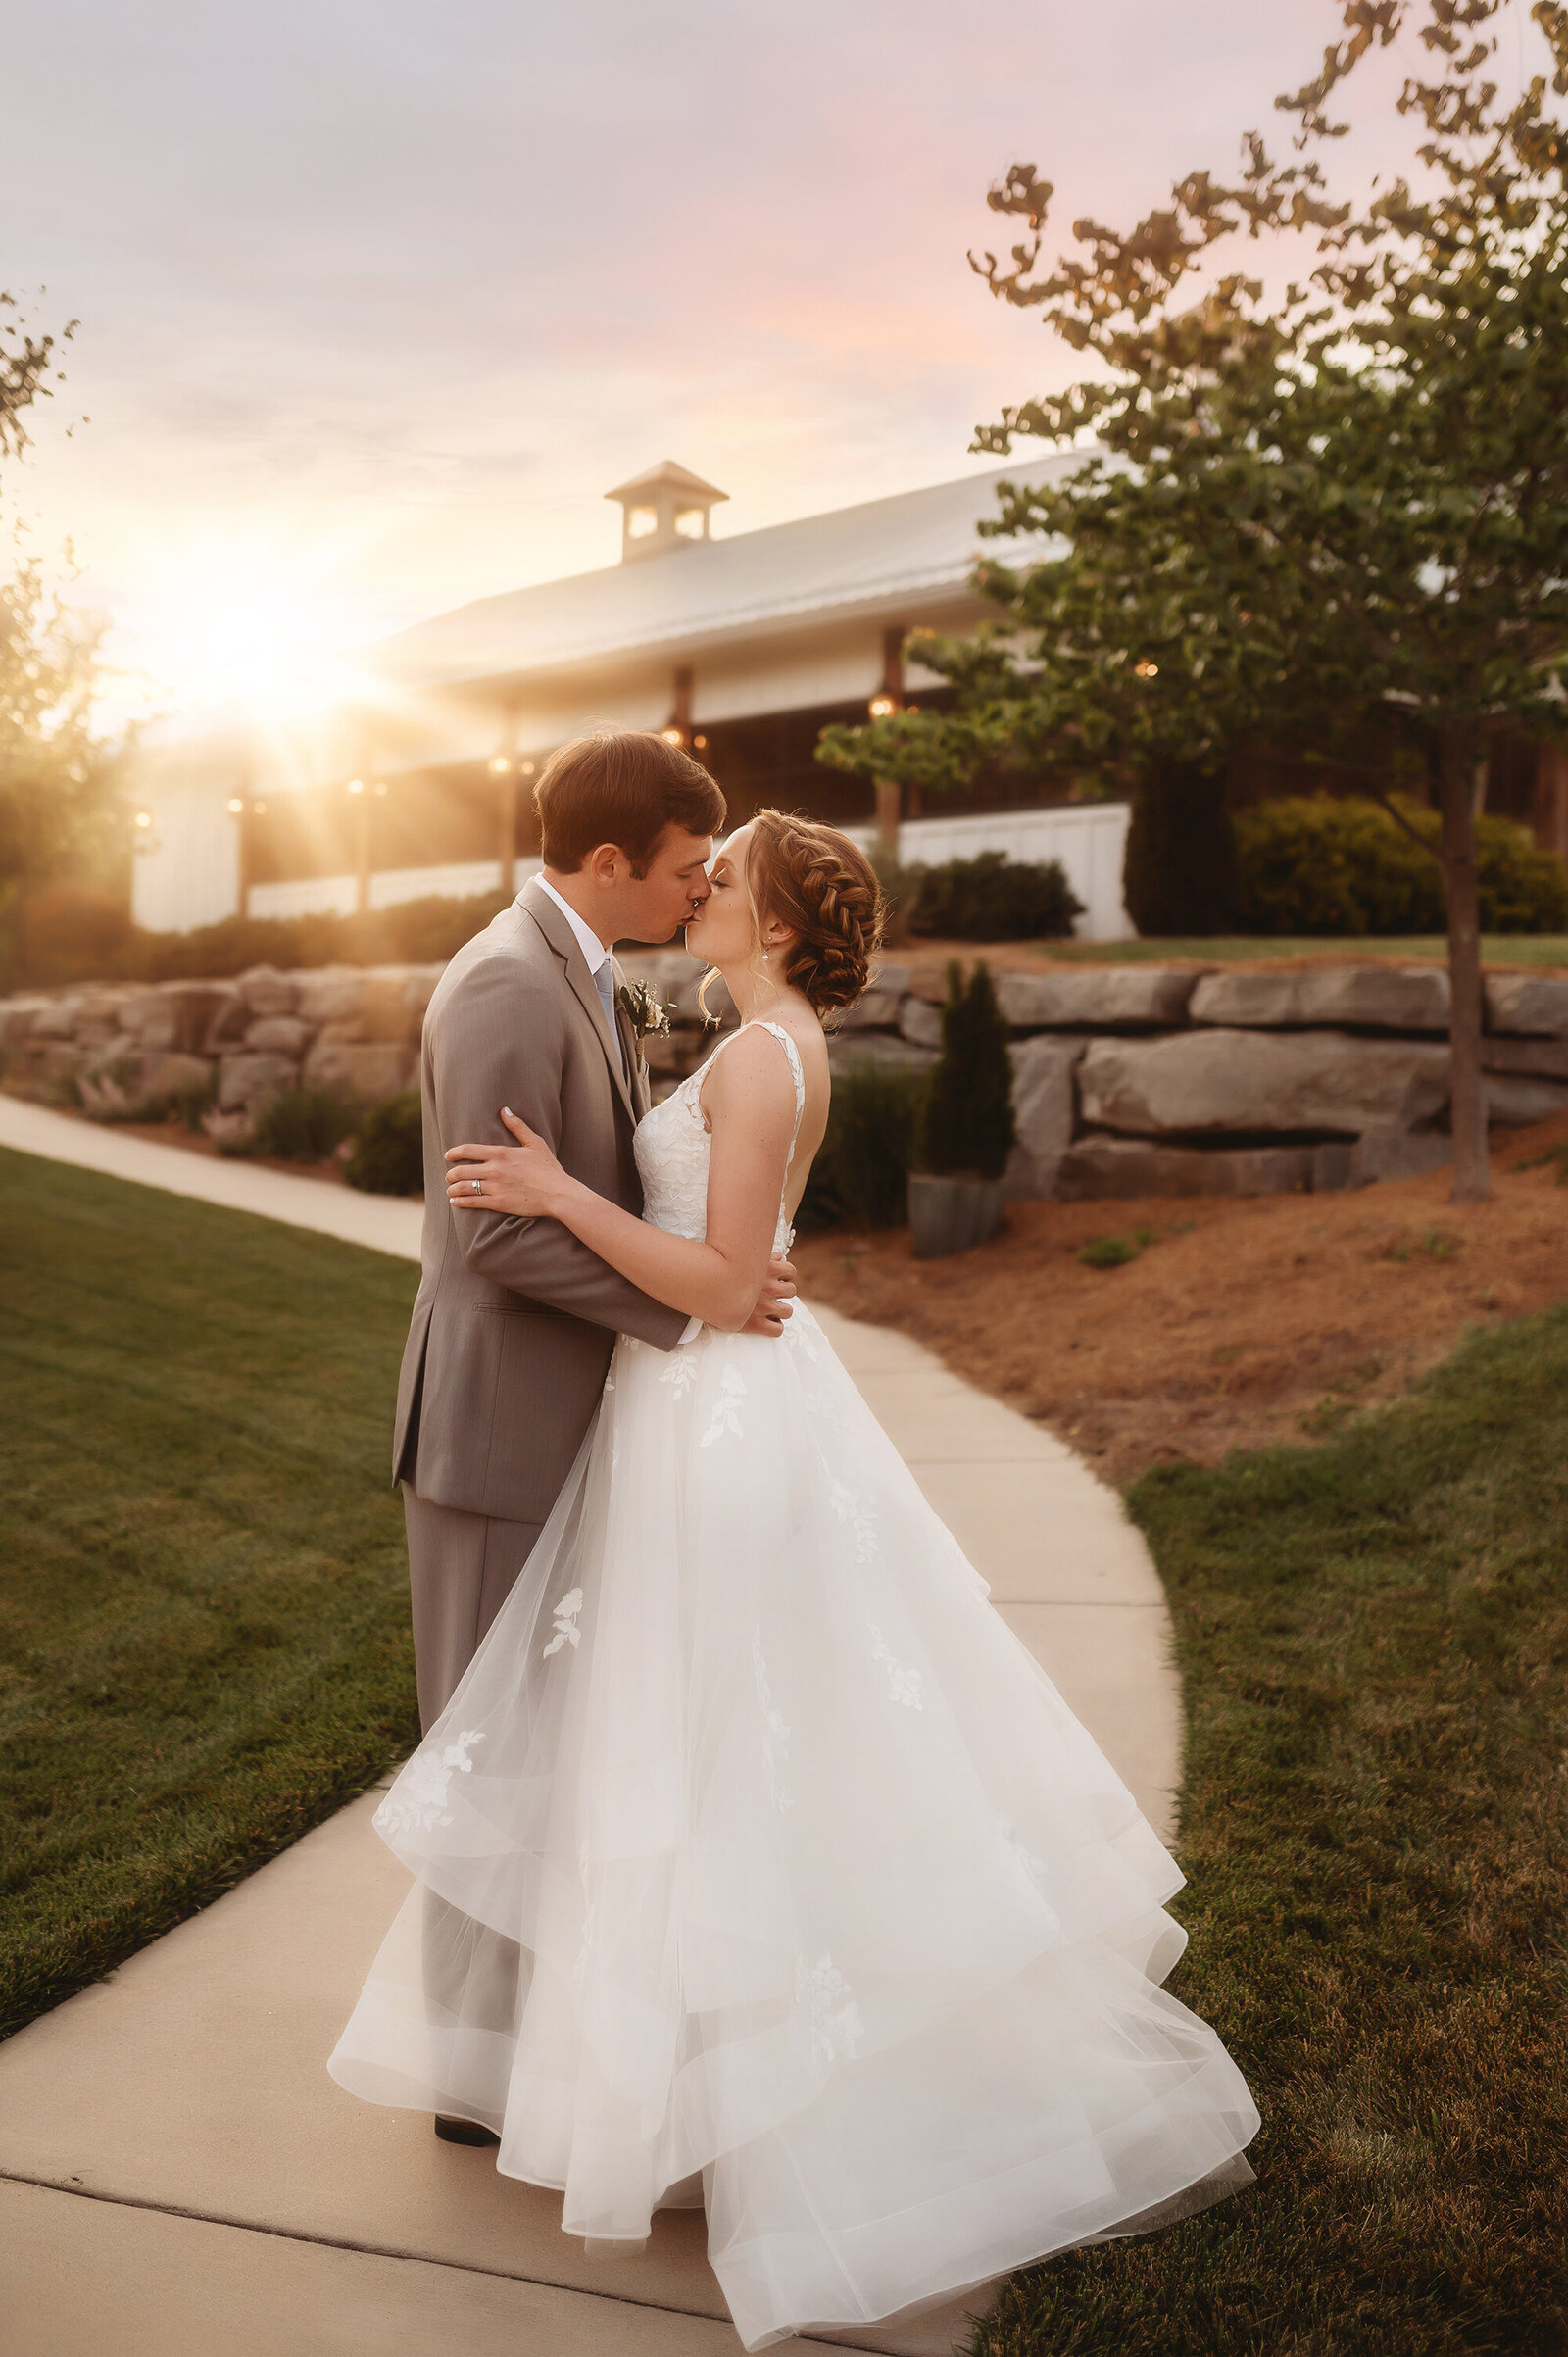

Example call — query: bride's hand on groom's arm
[741,1253,797,1338]
[444,1108,578,1222]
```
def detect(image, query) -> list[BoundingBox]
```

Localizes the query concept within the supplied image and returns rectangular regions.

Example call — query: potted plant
[907,959,1016,1258]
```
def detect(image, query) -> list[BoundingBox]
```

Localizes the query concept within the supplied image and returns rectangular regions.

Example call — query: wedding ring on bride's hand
[470,1179,481,1194]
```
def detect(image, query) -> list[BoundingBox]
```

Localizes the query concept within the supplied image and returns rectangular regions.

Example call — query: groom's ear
[584,841,627,888]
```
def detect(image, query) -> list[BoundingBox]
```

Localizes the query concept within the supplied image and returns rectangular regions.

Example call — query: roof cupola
[605,460,728,564]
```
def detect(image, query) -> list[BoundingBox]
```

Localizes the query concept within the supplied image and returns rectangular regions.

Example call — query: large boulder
[3,1037,87,1101]
[1481,1034,1568,1079]
[218,1051,301,1110]
[1004,1037,1084,1200]
[78,1047,213,1121]
[898,998,943,1050]
[826,1032,938,1077]
[237,964,300,1018]
[245,1014,313,1056]
[1190,964,1450,1033]
[1055,1136,1321,1200]
[995,966,1203,1031]
[1485,972,1568,1037]
[119,982,241,1055]
[28,997,83,1041]
[0,999,50,1061]
[1483,1073,1568,1127]
[302,1036,415,1099]
[357,968,423,1044]
[1078,1028,1451,1138]
[294,968,367,1027]
[837,986,904,1032]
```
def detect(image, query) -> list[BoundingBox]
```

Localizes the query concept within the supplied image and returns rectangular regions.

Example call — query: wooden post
[872,624,906,859]
[498,766,519,896]
[354,789,371,916]
[1535,741,1568,861]
[671,664,694,745]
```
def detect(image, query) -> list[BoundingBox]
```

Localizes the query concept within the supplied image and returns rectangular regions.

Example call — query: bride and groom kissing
[329,728,1258,2352]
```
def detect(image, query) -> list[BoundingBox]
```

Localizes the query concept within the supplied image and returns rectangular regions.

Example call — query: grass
[1038,934,1568,967]
[970,1306,1568,2356]
[1078,1225,1155,1269]
[0,1147,420,2040]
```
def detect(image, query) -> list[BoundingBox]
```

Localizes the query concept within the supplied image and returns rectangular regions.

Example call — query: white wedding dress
[329,1021,1259,2349]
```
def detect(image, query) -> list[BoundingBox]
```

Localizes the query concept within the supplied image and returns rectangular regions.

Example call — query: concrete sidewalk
[0,1094,1180,2357]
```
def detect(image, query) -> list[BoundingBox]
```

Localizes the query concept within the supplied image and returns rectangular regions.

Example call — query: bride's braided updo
[743,808,885,1021]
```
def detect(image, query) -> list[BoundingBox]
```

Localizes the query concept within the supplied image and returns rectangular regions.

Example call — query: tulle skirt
[328,1304,1258,2349]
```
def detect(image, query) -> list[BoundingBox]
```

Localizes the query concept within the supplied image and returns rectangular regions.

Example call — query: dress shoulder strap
[707,1020,808,1159]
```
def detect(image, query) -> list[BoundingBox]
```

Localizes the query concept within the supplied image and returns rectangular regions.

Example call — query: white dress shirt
[534,874,703,1346]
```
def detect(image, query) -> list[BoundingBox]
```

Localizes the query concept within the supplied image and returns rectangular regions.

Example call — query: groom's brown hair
[535,730,725,876]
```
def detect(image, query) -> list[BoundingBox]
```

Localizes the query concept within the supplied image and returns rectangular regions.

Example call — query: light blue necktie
[593,960,627,1083]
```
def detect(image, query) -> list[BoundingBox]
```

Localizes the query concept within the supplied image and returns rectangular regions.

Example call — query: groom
[393,728,796,1736]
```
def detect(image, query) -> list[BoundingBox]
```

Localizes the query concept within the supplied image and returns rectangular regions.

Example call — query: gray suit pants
[402,1484,544,1733]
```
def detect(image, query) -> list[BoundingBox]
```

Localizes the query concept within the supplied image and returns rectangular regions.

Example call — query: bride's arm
[445,1029,798,1332]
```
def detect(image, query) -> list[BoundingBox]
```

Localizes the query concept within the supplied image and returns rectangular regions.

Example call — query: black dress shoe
[434,2115,500,2147]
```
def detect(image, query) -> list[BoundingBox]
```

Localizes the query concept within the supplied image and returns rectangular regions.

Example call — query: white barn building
[129,458,1132,941]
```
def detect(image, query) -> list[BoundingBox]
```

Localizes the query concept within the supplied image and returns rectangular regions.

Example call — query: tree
[0,295,120,945]
[819,0,1568,1203]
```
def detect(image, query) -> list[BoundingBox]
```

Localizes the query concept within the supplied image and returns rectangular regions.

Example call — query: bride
[328,810,1259,2351]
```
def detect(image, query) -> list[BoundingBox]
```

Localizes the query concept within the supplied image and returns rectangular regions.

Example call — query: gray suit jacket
[393,878,688,1521]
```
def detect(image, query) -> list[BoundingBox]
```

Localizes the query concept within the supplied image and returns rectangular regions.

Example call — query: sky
[1,1,1493,723]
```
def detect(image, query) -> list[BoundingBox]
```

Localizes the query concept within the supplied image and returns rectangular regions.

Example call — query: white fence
[247,859,544,922]
[846,803,1131,942]
[244,808,1132,942]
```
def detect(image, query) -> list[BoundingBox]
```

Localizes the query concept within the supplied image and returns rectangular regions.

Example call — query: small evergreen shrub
[914,960,1016,1182]
[905,850,1083,942]
[243,1083,363,1163]
[1123,761,1242,937]
[795,1059,926,1232]
[1235,794,1568,936]
[345,1090,425,1195]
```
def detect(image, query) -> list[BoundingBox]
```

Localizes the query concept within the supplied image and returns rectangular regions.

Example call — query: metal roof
[368,454,1080,692]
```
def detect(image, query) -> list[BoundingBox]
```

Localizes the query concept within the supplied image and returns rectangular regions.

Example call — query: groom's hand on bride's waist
[742,1253,797,1339]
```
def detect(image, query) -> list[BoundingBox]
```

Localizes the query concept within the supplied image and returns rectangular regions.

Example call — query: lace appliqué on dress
[828,1478,879,1562]
[701,1364,747,1446]
[751,1629,794,1813]
[375,1729,484,1836]
[868,1622,924,1709]
[543,1589,584,1656]
[659,1348,699,1397]
[795,1951,864,2068]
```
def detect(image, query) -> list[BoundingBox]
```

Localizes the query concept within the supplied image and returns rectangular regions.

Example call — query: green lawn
[973,1307,1568,2356]
[1039,934,1568,967]
[0,1148,420,2039]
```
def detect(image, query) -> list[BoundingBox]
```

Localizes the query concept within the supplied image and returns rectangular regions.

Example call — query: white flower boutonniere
[616,979,672,1069]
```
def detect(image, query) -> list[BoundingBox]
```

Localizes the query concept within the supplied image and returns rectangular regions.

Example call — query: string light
[134,810,152,828]
[868,694,897,718]
[347,777,365,795]
[661,726,684,747]
[488,756,511,775]
[226,797,244,814]
[1134,660,1159,679]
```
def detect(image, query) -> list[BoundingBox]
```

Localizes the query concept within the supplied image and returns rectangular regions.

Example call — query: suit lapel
[519,881,638,1128]
[611,958,652,1119]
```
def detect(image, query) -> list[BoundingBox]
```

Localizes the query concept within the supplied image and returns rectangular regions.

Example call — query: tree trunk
[874,776,902,860]
[1439,726,1490,1204]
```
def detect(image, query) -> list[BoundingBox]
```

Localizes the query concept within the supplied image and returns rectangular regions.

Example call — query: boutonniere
[615,978,672,1068]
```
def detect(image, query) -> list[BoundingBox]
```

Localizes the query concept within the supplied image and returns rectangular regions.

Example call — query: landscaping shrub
[0,888,512,991]
[240,1083,362,1163]
[795,1058,926,1231]
[1235,793,1568,935]
[906,850,1083,942]
[914,960,1016,1181]
[345,1090,425,1195]
[1123,761,1242,937]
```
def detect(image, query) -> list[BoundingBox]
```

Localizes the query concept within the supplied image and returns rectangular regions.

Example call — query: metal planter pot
[907,1173,1004,1259]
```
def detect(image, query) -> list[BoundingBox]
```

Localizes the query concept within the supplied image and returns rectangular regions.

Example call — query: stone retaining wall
[3,955,1567,1201]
